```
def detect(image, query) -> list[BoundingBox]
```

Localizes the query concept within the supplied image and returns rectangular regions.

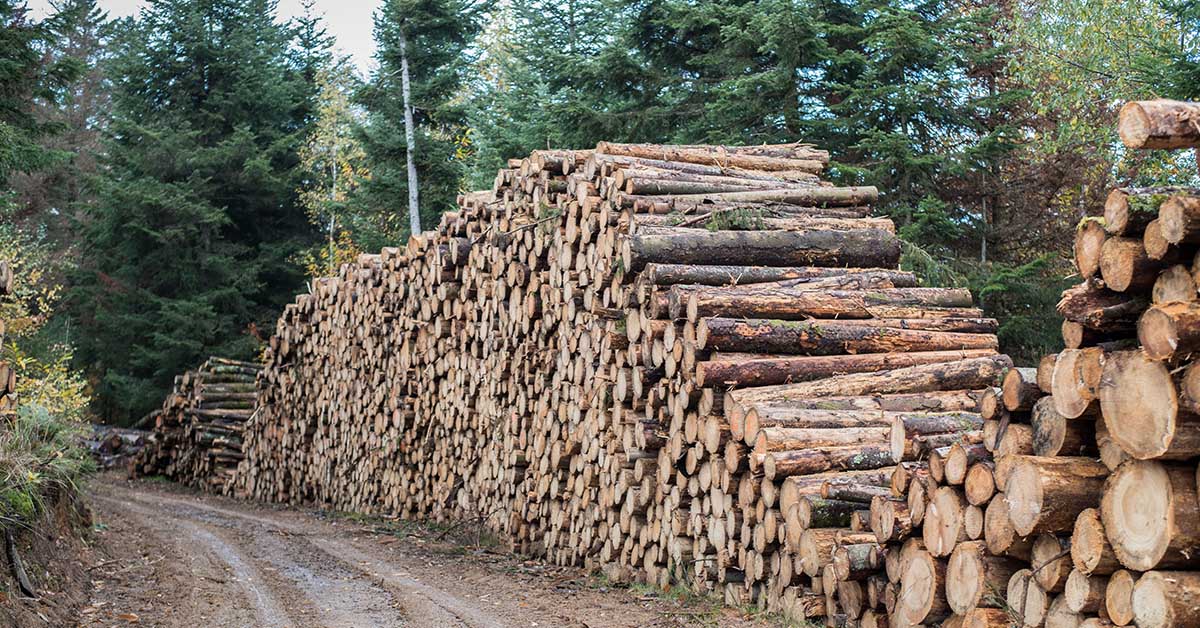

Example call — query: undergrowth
[0,404,93,522]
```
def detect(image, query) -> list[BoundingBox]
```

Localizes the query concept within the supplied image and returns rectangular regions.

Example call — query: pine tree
[357,0,483,235]
[70,0,318,422]
[0,0,83,183]
[9,0,112,239]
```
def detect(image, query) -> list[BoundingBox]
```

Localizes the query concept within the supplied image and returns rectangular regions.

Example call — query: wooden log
[1100,460,1200,571]
[725,356,1012,428]
[1139,301,1200,360]
[641,263,894,286]
[1004,456,1109,537]
[623,228,899,271]
[1131,570,1200,628]
[1098,350,1200,460]
[663,186,880,206]
[1032,396,1097,457]
[1071,508,1120,576]
[1057,279,1147,331]
[696,317,996,354]
[1076,219,1108,279]
[964,462,996,506]
[1065,568,1107,613]
[1100,236,1175,293]
[946,540,1022,615]
[1003,367,1041,412]
[1105,569,1138,626]
[1106,187,1200,235]
[695,348,997,389]
[762,445,896,480]
[596,141,831,171]
[683,285,978,321]
[1144,218,1174,260]
[1032,533,1072,592]
[1117,99,1200,149]
[924,486,968,557]
[1038,353,1058,393]
[1045,594,1083,628]
[893,548,948,627]
[1052,348,1104,419]
[1151,264,1196,304]
[1156,193,1200,244]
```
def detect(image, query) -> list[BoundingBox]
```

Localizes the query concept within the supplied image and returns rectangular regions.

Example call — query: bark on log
[1057,279,1147,331]
[725,356,1011,429]
[946,541,1022,615]
[696,317,996,355]
[1071,508,1120,576]
[696,348,997,389]
[1100,236,1176,293]
[623,228,900,271]
[683,285,977,321]
[1139,301,1200,360]
[1117,99,1200,149]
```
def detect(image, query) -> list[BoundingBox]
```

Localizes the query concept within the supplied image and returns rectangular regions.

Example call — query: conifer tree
[70,0,318,422]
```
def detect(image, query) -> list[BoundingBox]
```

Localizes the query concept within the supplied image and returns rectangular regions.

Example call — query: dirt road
[80,475,785,627]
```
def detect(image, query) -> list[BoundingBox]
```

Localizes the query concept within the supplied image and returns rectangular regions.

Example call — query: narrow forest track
[79,474,782,628]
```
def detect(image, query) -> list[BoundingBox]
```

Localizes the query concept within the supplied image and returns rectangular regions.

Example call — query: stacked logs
[940,98,1200,628]
[0,260,15,417]
[231,141,1008,626]
[132,357,261,490]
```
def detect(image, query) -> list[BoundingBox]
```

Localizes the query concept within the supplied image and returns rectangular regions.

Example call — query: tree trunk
[1132,571,1200,628]
[725,356,1011,429]
[398,29,420,236]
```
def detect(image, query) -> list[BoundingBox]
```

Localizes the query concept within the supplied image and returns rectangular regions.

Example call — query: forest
[2,0,1199,425]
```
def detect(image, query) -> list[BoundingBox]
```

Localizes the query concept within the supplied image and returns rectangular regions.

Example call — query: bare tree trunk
[399,29,420,236]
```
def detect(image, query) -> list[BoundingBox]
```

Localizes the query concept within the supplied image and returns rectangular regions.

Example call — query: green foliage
[69,0,321,423]
[0,219,90,424]
[970,257,1072,364]
[0,0,85,181]
[356,0,484,235]
[0,403,93,521]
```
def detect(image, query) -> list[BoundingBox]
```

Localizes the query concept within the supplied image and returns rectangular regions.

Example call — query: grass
[0,403,93,525]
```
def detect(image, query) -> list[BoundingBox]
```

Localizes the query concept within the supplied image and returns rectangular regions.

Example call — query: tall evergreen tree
[70,0,318,422]
[10,0,111,241]
[357,0,482,234]
[0,0,82,183]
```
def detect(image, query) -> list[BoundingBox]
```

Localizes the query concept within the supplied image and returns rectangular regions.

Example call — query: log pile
[926,99,1200,628]
[231,141,1008,625]
[87,425,148,469]
[132,357,261,490]
[1,260,15,417]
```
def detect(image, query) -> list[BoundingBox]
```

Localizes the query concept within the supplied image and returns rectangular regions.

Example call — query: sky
[26,0,383,73]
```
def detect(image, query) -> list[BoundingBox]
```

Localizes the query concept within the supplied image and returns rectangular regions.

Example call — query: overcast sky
[26,0,383,73]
